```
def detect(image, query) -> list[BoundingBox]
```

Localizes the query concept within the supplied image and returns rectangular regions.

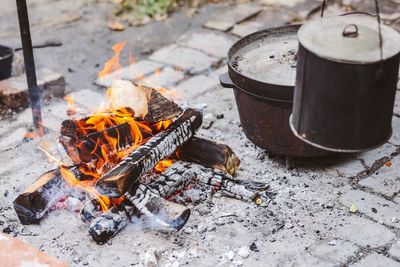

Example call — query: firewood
[13,166,90,225]
[80,198,104,223]
[89,199,139,244]
[60,122,153,164]
[96,109,203,197]
[177,137,240,176]
[88,162,195,244]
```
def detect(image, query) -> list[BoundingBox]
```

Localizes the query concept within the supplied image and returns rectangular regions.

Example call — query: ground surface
[1,0,400,266]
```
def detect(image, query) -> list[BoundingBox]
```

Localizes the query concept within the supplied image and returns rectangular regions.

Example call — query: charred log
[89,199,139,245]
[13,166,91,225]
[88,162,195,244]
[13,169,65,225]
[60,122,153,164]
[177,137,240,176]
[96,109,203,197]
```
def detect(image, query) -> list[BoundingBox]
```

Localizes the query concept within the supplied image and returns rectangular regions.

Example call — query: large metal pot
[290,14,400,152]
[0,45,13,80]
[220,25,329,157]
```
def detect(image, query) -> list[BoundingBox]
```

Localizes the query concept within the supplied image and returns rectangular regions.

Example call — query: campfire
[13,42,268,245]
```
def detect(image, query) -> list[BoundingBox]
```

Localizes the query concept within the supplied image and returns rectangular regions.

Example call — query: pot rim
[226,24,300,102]
[0,45,14,61]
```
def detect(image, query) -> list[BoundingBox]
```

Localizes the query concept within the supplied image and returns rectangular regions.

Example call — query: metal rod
[16,0,43,134]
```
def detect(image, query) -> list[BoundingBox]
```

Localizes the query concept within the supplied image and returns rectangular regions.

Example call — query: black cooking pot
[0,45,13,80]
[219,25,329,157]
[291,14,400,152]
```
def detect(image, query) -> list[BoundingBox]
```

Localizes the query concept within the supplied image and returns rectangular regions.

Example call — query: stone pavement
[1,0,400,266]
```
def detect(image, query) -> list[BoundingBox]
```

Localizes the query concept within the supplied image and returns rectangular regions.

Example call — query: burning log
[60,121,154,163]
[13,166,91,225]
[177,137,240,176]
[96,109,203,197]
[88,162,196,244]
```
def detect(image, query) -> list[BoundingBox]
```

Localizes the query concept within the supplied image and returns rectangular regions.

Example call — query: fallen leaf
[108,20,125,31]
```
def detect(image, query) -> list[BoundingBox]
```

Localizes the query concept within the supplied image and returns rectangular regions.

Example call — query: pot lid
[230,26,298,86]
[298,14,400,64]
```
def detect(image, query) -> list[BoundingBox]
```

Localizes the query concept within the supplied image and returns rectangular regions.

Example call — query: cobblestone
[204,3,262,31]
[149,45,217,73]
[335,216,395,247]
[94,60,163,88]
[310,240,358,264]
[340,190,400,228]
[351,253,400,267]
[175,75,219,100]
[355,143,397,168]
[390,116,400,145]
[177,29,237,58]
[136,66,184,88]
[389,241,400,261]
[359,156,400,197]
[67,89,104,112]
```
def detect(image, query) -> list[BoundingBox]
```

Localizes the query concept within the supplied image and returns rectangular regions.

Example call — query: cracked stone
[350,253,399,267]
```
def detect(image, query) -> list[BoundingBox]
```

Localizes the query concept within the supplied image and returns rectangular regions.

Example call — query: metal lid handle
[342,24,359,38]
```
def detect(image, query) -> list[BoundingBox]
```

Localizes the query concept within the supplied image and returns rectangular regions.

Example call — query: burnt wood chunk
[13,169,66,225]
[178,137,240,176]
[126,184,190,230]
[13,166,91,225]
[89,200,139,245]
[88,162,195,244]
[96,109,203,197]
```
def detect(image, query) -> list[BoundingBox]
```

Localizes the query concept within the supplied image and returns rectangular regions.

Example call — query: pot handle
[219,72,235,89]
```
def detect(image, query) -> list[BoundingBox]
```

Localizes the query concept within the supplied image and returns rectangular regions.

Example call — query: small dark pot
[0,45,13,80]
[220,73,329,157]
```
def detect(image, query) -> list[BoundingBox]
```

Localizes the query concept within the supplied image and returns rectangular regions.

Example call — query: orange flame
[98,40,127,79]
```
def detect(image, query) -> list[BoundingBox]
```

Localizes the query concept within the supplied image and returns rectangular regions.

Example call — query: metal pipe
[16,0,43,134]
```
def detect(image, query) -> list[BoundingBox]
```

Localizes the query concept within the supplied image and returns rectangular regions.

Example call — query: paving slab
[389,241,400,261]
[335,216,395,247]
[135,66,184,89]
[0,68,65,110]
[326,157,366,178]
[355,143,398,168]
[94,60,164,88]
[177,29,237,58]
[175,75,219,100]
[0,127,27,151]
[67,88,104,112]
[149,45,218,73]
[390,116,400,145]
[310,239,358,264]
[351,253,400,267]
[359,155,400,197]
[340,190,400,228]
[394,91,400,115]
[204,3,263,31]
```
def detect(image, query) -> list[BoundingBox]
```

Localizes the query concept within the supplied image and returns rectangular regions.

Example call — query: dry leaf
[108,20,125,31]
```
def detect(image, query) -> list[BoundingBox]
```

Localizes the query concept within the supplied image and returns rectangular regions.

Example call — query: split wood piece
[80,198,103,223]
[126,184,191,230]
[13,166,90,225]
[177,137,240,176]
[88,162,195,244]
[139,83,183,123]
[154,161,269,203]
[96,109,203,197]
